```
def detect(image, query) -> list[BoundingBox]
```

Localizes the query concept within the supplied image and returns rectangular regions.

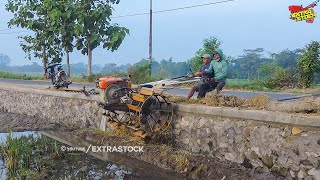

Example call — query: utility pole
[148,0,153,76]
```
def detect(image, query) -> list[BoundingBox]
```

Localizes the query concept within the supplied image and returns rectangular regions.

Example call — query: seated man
[194,49,227,98]
[187,54,214,99]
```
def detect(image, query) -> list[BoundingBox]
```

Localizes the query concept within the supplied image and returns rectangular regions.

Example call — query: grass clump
[171,151,192,171]
[0,131,64,179]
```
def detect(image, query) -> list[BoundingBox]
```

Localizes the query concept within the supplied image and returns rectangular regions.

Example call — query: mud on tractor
[95,76,174,138]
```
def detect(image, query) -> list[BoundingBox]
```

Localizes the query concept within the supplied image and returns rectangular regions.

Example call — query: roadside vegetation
[1,0,320,92]
[0,132,63,179]
[0,1,319,92]
[0,72,44,81]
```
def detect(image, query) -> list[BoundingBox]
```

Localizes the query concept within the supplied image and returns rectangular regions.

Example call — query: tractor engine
[95,77,132,104]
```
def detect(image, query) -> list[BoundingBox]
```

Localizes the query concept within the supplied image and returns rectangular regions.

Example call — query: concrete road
[0,78,95,88]
[0,78,308,100]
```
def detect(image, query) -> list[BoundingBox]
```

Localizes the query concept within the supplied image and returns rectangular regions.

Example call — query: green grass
[0,71,44,81]
[225,79,278,92]
[0,71,90,83]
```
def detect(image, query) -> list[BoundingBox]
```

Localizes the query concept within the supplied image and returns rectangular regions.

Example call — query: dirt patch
[243,94,271,110]
[168,94,269,109]
[0,112,68,133]
[266,96,320,114]
[74,129,284,180]
[168,93,320,115]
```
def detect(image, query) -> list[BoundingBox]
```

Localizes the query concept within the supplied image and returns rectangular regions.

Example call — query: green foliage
[6,0,63,69]
[230,48,302,81]
[127,58,190,84]
[44,0,78,77]
[270,49,301,72]
[257,62,283,79]
[188,36,221,71]
[101,63,129,74]
[156,58,190,78]
[261,69,297,89]
[236,48,270,80]
[297,41,320,88]
[6,0,129,76]
[0,132,65,179]
[127,59,162,84]
[74,0,129,75]
[225,79,271,91]
[0,71,44,80]
[80,71,127,83]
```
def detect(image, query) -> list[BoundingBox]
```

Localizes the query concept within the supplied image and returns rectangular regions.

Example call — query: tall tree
[270,49,302,72]
[237,48,270,79]
[74,0,129,75]
[44,0,77,77]
[297,41,320,88]
[257,62,283,79]
[6,0,63,73]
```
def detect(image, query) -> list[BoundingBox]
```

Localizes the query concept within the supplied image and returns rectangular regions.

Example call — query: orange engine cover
[96,77,130,89]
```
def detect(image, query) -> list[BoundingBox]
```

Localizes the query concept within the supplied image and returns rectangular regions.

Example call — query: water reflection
[0,131,39,145]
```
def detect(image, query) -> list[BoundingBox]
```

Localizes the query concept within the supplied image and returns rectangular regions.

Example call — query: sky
[0,0,319,66]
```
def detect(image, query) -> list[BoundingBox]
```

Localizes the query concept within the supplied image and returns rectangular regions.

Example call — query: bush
[261,69,298,89]
[127,60,164,84]
[297,41,320,88]
[81,71,128,83]
[225,79,267,91]
[0,71,44,81]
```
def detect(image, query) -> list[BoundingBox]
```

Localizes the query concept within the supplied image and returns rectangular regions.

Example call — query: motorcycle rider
[56,66,64,82]
[45,63,61,83]
[55,65,71,88]
[45,63,71,88]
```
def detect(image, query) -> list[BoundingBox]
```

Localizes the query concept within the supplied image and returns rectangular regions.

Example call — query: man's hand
[205,77,216,82]
[194,72,205,77]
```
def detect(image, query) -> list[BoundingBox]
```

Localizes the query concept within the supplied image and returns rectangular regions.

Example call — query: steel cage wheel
[140,94,173,134]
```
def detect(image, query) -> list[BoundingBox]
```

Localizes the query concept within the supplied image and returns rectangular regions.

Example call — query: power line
[111,0,236,18]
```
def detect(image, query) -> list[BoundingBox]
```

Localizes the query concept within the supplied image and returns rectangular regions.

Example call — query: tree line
[129,37,320,88]
[1,37,320,88]
[5,1,319,88]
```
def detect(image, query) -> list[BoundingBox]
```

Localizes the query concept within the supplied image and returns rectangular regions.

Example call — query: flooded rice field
[0,131,183,180]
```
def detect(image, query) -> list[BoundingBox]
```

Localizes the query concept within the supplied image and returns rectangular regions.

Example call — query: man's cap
[201,54,211,59]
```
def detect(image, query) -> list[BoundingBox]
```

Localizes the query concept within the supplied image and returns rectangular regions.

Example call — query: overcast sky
[0,0,319,66]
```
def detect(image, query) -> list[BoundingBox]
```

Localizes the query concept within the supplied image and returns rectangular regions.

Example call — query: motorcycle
[44,63,72,88]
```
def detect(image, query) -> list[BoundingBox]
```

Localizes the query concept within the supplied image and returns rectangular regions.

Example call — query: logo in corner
[289,0,319,23]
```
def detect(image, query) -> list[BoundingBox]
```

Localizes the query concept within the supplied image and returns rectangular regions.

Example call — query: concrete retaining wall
[174,105,320,179]
[0,85,104,129]
[0,85,320,179]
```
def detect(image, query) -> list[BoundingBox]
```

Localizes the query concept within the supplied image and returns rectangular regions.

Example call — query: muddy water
[41,131,185,180]
[0,131,185,180]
